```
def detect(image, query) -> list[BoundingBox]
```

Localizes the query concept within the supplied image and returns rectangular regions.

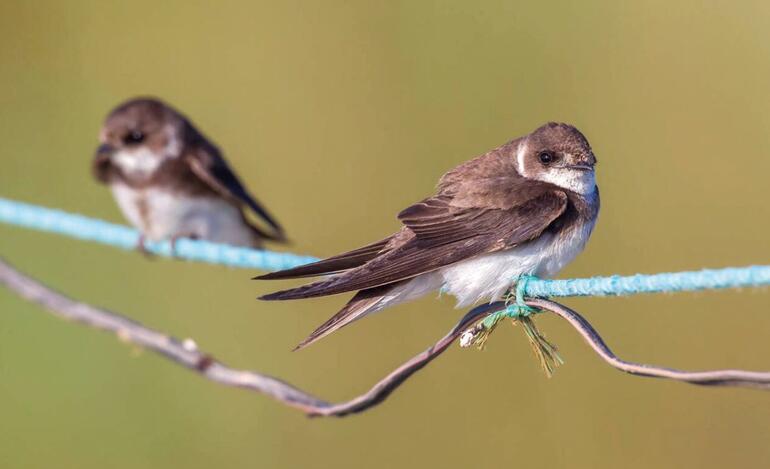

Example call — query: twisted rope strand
[2,196,770,297]
[524,267,770,298]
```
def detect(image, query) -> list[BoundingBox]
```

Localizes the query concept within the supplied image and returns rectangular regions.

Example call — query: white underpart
[110,184,255,246]
[363,271,444,314]
[439,220,593,307]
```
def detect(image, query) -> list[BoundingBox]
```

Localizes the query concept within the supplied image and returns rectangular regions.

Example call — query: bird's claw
[135,235,156,259]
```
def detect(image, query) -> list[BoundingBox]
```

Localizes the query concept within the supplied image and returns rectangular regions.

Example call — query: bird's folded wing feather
[186,144,286,240]
[255,237,392,280]
[260,188,567,300]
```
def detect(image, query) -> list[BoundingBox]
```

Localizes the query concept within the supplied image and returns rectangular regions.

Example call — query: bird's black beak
[92,143,116,183]
[566,153,597,171]
[95,143,115,160]
[566,163,594,171]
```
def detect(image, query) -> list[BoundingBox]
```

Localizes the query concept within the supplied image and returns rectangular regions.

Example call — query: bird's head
[95,97,185,180]
[516,122,597,195]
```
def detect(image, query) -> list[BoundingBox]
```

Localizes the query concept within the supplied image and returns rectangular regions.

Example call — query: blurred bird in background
[93,97,286,252]
[258,123,599,353]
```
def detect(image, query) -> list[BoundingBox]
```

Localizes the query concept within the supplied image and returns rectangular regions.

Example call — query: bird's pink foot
[135,234,156,259]
[169,233,200,257]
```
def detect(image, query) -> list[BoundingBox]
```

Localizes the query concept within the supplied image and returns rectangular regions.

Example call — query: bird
[257,122,600,350]
[93,97,286,252]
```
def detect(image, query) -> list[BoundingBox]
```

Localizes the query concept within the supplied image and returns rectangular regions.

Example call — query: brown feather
[185,143,287,242]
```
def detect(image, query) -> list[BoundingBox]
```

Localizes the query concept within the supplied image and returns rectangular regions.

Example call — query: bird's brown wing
[186,142,286,242]
[260,188,567,301]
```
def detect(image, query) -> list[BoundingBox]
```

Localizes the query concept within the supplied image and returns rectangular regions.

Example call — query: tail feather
[294,285,393,350]
[255,237,390,280]
[259,277,342,301]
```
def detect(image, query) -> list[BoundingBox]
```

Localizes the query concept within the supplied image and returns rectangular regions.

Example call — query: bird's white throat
[515,142,596,196]
[112,148,164,178]
[538,169,596,196]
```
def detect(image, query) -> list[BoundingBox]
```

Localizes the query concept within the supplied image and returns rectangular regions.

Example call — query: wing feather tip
[293,327,331,351]
[258,290,292,301]
[292,339,313,352]
[253,271,284,280]
[259,283,328,301]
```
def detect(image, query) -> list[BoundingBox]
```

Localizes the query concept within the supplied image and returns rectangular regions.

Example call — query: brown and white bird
[257,122,600,350]
[93,97,286,250]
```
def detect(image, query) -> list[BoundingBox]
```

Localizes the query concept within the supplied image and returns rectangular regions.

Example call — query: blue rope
[0,197,319,271]
[2,196,770,298]
[523,267,770,298]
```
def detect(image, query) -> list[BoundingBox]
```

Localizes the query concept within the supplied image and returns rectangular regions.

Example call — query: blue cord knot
[480,275,541,329]
[507,274,540,317]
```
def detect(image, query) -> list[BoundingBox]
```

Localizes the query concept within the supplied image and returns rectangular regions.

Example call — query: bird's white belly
[440,220,595,307]
[110,184,255,246]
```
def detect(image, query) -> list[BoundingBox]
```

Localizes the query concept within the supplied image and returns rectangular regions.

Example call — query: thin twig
[527,298,770,389]
[308,304,494,417]
[1,259,769,421]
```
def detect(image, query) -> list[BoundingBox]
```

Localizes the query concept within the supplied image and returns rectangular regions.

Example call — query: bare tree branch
[1,258,768,421]
[0,257,488,417]
[526,298,770,389]
[0,258,332,412]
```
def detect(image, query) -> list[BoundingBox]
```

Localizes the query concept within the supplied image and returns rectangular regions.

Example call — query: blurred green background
[1,1,770,468]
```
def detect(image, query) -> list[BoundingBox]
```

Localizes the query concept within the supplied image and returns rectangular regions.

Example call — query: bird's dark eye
[123,130,145,145]
[538,151,555,165]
